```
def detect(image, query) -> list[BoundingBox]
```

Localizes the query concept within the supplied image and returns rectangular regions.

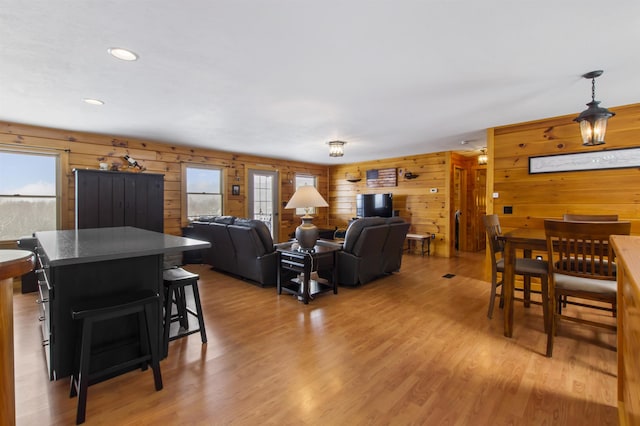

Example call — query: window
[251,172,275,229]
[0,151,58,241]
[186,166,222,220]
[294,174,317,216]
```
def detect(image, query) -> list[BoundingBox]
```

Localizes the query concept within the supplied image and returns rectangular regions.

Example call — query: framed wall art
[366,168,397,187]
[528,147,640,174]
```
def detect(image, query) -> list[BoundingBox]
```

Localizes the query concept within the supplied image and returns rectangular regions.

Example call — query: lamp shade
[285,185,328,250]
[285,185,328,211]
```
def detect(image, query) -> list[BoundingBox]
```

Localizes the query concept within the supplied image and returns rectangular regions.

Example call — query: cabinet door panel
[75,171,100,229]
[146,175,164,232]
[97,174,114,227]
[134,175,149,229]
[111,174,125,227]
[123,174,137,227]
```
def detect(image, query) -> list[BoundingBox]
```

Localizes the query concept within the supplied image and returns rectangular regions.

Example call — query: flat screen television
[356,193,393,217]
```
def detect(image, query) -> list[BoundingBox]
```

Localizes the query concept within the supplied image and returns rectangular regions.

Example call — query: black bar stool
[163,267,207,357]
[69,289,163,425]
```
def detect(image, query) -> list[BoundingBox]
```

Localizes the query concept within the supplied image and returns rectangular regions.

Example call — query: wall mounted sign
[366,168,397,187]
[528,147,640,174]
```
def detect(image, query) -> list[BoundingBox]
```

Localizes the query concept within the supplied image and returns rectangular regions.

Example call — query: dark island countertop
[35,227,211,267]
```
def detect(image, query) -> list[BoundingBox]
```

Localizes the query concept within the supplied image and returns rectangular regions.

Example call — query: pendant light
[574,70,615,146]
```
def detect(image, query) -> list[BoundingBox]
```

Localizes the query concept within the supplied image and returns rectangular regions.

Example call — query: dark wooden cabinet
[74,169,164,232]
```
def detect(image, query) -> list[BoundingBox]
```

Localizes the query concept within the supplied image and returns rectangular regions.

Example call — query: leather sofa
[336,216,410,286]
[187,216,278,286]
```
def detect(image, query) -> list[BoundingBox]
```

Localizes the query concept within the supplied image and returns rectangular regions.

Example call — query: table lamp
[285,185,329,250]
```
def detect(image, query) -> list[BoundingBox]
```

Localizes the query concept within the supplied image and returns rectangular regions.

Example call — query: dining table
[1,250,36,426]
[500,227,547,338]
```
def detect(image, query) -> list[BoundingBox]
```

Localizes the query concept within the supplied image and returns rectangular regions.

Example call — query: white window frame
[294,174,317,216]
[184,164,223,221]
[0,148,61,242]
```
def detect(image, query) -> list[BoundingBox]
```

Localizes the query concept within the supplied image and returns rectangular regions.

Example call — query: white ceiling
[1,1,639,165]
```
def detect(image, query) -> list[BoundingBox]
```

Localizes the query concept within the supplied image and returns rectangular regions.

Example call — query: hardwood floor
[13,251,618,425]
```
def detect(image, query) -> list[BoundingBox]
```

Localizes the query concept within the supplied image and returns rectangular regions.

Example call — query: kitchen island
[35,227,210,380]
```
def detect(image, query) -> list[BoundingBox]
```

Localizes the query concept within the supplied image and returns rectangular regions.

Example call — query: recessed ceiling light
[107,47,139,61]
[83,98,104,105]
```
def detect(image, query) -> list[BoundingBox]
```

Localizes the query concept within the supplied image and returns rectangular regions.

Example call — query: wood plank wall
[328,152,454,257]
[0,121,327,242]
[488,102,640,234]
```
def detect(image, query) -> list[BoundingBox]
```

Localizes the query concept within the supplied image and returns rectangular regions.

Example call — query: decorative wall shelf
[345,171,362,182]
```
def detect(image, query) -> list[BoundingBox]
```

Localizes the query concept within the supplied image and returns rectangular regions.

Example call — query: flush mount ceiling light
[83,98,104,105]
[574,70,615,146]
[328,140,346,157]
[107,47,139,61]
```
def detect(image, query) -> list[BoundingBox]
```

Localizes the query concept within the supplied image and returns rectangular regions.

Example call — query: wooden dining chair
[543,219,631,357]
[561,214,619,311]
[483,215,549,326]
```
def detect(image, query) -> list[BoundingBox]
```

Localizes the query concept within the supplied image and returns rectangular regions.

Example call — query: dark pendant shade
[574,70,615,146]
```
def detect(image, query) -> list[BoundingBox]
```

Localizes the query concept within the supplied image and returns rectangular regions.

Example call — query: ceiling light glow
[107,47,139,61]
[83,98,104,105]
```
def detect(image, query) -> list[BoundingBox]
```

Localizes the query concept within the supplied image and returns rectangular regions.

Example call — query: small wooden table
[276,240,341,304]
[405,233,431,256]
[1,250,36,426]
[500,228,547,338]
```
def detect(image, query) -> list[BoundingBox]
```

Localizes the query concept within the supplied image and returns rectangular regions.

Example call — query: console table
[34,227,210,380]
[276,240,341,304]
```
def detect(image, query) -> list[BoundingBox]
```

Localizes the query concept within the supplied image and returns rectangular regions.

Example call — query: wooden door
[472,169,487,251]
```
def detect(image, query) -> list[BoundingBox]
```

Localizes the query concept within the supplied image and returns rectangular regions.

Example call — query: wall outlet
[431,234,436,239]
[430,188,438,193]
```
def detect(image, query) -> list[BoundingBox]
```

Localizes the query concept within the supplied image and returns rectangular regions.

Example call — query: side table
[405,233,431,256]
[1,249,36,426]
[276,240,341,304]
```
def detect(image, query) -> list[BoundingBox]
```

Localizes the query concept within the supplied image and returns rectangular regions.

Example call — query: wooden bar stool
[163,267,207,357]
[69,289,163,425]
